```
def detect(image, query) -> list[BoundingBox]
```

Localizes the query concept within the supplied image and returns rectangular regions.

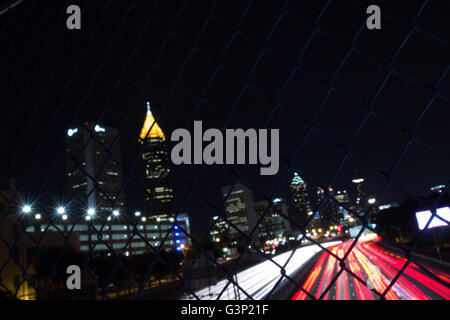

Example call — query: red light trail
[292,237,450,300]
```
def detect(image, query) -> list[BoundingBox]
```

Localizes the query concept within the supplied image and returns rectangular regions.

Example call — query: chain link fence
[0,0,449,300]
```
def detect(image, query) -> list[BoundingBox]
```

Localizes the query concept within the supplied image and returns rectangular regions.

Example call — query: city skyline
[3,100,446,236]
[0,0,448,302]
[5,107,443,238]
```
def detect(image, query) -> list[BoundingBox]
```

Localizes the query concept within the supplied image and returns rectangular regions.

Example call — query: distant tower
[316,186,340,231]
[352,177,366,213]
[289,172,312,230]
[65,122,133,256]
[222,183,257,243]
[65,123,126,213]
[139,102,175,217]
[254,198,288,242]
[335,189,351,224]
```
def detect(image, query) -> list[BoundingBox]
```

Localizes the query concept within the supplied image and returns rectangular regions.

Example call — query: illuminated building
[254,198,288,244]
[139,213,191,252]
[316,186,340,230]
[352,177,366,213]
[335,189,350,204]
[335,189,352,226]
[288,172,312,230]
[136,101,190,252]
[221,183,257,243]
[65,121,181,256]
[139,102,175,218]
[65,122,126,213]
[210,215,230,243]
[65,122,137,255]
[21,210,191,257]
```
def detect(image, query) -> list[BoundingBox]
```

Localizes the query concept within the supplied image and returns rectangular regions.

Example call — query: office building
[352,177,366,213]
[254,198,289,243]
[65,122,126,213]
[289,172,312,230]
[222,183,257,242]
[335,189,351,222]
[316,186,340,231]
[139,102,175,217]
[65,122,128,255]
[24,210,191,256]
[210,215,230,244]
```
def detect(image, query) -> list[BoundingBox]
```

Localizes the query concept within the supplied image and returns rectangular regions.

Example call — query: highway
[184,241,341,300]
[292,236,450,300]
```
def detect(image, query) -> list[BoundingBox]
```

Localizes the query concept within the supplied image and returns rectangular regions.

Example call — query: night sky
[0,0,449,235]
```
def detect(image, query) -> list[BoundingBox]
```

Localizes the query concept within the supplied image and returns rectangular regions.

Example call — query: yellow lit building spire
[139,101,165,140]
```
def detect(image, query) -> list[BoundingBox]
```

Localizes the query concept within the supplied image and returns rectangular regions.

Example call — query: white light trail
[183,241,341,300]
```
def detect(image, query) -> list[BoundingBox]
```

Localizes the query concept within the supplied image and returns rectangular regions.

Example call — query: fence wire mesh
[0,0,449,300]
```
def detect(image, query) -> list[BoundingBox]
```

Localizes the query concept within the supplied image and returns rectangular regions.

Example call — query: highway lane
[183,241,342,300]
[292,236,450,300]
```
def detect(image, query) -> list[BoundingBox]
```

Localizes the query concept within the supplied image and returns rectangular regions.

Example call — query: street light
[112,210,120,216]
[368,198,376,204]
[22,205,32,214]
[134,211,141,217]
[87,208,95,216]
[35,213,41,220]
[62,214,68,221]
[57,206,65,214]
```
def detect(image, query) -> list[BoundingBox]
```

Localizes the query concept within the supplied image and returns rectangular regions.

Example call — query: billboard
[415,207,450,230]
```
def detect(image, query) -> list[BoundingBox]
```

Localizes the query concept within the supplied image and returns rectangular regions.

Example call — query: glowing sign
[415,207,450,230]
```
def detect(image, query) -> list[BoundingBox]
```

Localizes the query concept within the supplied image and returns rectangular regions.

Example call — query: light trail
[184,241,341,300]
[292,237,450,300]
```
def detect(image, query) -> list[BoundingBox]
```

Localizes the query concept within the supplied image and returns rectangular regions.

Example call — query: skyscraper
[316,186,340,231]
[222,183,257,243]
[288,172,312,230]
[335,189,351,224]
[139,102,175,218]
[254,198,289,243]
[352,177,366,214]
[65,122,126,213]
[65,122,144,256]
